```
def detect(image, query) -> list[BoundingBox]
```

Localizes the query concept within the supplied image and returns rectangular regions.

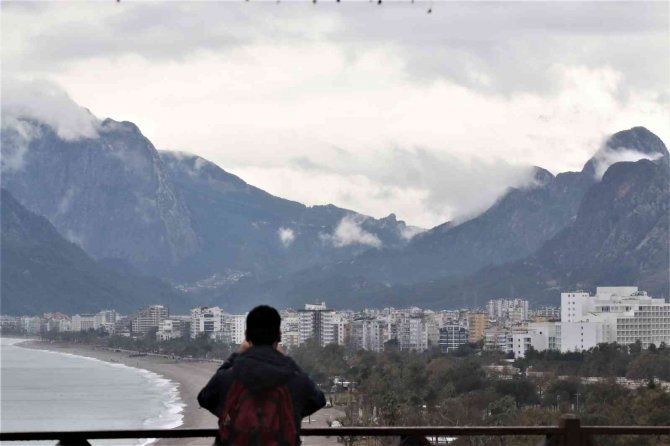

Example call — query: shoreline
[19,339,220,446]
[16,339,344,446]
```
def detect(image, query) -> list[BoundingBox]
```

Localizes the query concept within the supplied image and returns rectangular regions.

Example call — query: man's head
[245,305,281,346]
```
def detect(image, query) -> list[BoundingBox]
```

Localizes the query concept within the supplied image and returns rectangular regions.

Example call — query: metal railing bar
[582,426,670,435]
[300,427,564,436]
[1,425,669,442]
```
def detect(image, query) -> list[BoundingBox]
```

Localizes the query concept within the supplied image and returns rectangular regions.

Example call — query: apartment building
[72,314,97,332]
[467,311,488,343]
[298,302,336,346]
[438,324,469,353]
[131,305,169,335]
[190,306,224,339]
[561,287,670,351]
[157,319,186,341]
[488,299,529,323]
[396,316,428,352]
[351,318,387,352]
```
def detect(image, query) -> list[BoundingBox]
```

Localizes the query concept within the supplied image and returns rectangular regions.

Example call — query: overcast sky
[2,1,668,228]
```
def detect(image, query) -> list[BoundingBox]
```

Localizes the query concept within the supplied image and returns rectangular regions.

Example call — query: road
[301,406,346,446]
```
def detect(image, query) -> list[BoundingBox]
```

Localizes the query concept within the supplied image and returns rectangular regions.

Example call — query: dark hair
[246,305,281,345]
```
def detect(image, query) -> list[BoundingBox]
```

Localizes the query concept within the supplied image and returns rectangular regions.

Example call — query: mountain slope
[0,189,185,315]
[159,151,414,283]
[1,119,199,275]
[249,128,669,310]
[270,127,666,290]
[1,113,416,288]
[359,156,670,310]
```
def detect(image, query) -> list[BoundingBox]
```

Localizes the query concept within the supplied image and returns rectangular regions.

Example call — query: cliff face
[535,157,670,296]
[311,127,668,287]
[1,117,414,288]
[159,151,414,282]
[2,112,667,312]
[246,128,670,310]
[360,156,670,310]
[0,188,184,314]
[1,119,199,274]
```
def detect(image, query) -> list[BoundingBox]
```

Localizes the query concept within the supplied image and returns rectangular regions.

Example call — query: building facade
[438,324,469,353]
[467,312,488,343]
[131,305,169,335]
[560,287,670,351]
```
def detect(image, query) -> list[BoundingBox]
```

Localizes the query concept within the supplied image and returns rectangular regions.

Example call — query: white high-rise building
[72,314,96,332]
[298,303,336,346]
[157,319,184,341]
[351,318,387,352]
[280,311,300,348]
[191,306,224,339]
[223,314,247,345]
[95,310,118,333]
[560,287,670,351]
[131,305,169,335]
[488,299,529,323]
[396,316,428,352]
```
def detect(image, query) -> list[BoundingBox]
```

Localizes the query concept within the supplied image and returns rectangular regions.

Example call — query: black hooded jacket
[197,345,326,430]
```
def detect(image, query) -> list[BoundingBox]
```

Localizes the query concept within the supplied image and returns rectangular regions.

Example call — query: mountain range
[0,188,183,314]
[1,107,668,313]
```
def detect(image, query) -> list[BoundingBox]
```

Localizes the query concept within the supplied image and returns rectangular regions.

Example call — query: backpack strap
[218,380,247,444]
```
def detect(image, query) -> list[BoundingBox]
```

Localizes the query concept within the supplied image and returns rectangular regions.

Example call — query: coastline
[18,340,344,446]
[19,340,220,446]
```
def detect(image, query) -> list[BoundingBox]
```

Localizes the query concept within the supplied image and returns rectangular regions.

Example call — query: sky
[2,1,669,228]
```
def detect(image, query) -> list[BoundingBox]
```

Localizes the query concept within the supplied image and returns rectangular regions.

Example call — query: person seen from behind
[198,305,326,445]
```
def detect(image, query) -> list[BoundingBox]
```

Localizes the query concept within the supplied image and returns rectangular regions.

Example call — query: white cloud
[592,148,664,180]
[277,227,295,247]
[1,77,99,141]
[320,215,382,249]
[2,3,668,227]
[0,117,40,172]
[57,187,77,216]
[400,225,425,241]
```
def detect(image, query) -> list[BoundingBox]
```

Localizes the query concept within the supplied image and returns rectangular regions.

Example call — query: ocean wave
[1,339,185,446]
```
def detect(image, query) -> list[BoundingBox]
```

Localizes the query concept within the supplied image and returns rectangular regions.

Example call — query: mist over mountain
[1,118,199,274]
[1,92,667,314]
[0,111,416,304]
[296,165,594,286]
[158,151,413,283]
[0,188,185,315]
[287,127,667,289]
[270,132,670,310]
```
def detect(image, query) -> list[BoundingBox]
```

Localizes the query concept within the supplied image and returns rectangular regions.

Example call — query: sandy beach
[20,340,343,446]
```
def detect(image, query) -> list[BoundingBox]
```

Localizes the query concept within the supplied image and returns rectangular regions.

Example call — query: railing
[1,416,669,445]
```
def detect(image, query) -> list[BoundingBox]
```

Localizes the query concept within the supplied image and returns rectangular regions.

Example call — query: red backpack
[218,380,298,446]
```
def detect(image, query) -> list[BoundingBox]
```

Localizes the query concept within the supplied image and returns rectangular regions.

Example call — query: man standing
[198,305,326,445]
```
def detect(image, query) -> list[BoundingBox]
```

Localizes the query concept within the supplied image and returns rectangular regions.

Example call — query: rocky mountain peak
[582,127,668,178]
[605,126,669,156]
[531,166,555,186]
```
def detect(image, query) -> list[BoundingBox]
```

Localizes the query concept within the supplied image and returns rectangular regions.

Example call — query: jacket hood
[232,346,296,393]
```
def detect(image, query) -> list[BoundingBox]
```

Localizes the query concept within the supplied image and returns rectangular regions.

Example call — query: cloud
[2,3,668,227]
[592,148,664,180]
[320,215,382,249]
[0,117,40,172]
[57,187,77,216]
[277,227,295,247]
[233,148,537,228]
[400,225,425,241]
[1,77,99,140]
[3,3,667,97]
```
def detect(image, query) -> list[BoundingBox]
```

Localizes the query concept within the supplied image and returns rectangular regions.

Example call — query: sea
[0,337,184,445]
